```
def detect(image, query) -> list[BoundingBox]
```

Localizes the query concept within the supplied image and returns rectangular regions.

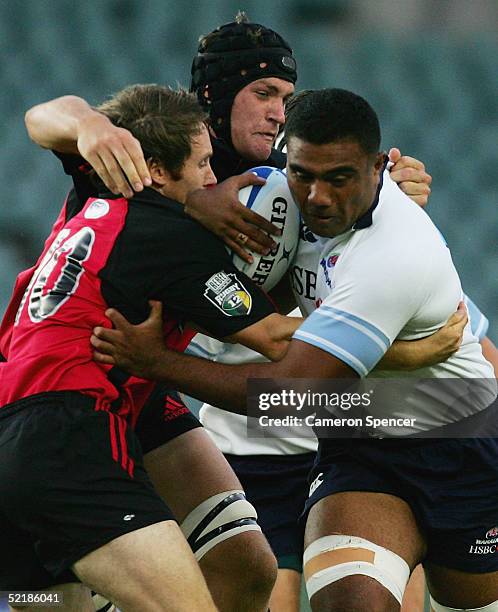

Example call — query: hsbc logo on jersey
[204,272,253,316]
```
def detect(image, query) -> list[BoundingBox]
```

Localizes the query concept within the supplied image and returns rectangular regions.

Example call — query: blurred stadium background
[0,1,496,610]
[1,0,497,341]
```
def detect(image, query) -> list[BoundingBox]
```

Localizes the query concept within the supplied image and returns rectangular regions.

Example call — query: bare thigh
[269,568,302,612]
[144,429,277,612]
[425,562,498,609]
[72,520,216,612]
[144,428,243,521]
[10,583,93,612]
[304,492,426,612]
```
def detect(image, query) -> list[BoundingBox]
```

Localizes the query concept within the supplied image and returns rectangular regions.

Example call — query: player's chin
[247,141,273,162]
[305,216,343,237]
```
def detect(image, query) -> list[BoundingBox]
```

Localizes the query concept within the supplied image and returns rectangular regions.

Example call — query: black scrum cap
[190,12,297,145]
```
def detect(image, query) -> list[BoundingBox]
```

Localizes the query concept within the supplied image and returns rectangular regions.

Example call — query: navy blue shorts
[225,452,316,572]
[305,437,498,573]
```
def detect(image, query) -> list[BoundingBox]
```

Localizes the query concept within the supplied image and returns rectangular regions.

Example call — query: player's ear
[374,151,386,174]
[148,160,169,186]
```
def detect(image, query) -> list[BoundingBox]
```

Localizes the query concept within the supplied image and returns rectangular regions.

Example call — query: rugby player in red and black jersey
[0,84,307,611]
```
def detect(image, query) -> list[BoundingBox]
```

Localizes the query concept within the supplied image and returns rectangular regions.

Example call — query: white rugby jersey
[186,201,489,450]
[293,168,496,435]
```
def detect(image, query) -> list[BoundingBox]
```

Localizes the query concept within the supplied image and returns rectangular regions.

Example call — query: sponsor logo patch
[204,272,253,316]
[327,254,339,267]
[84,198,110,219]
[468,527,498,554]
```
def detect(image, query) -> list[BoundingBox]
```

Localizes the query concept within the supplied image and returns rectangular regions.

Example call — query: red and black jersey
[0,153,275,424]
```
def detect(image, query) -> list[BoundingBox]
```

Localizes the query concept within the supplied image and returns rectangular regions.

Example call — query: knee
[241,533,278,597]
[202,531,278,598]
[310,575,400,612]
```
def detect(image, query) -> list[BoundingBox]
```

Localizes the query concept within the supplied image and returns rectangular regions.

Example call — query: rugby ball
[232,166,300,292]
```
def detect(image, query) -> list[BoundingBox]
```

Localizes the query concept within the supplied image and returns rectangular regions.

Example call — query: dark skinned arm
[91,301,354,414]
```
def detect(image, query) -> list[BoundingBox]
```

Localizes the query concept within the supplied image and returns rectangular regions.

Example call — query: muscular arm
[25,95,96,153]
[93,306,353,414]
[154,340,354,414]
[94,301,301,366]
[25,96,151,197]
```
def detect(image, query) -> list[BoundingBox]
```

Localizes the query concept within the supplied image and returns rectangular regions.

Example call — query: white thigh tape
[303,535,410,604]
[181,490,260,560]
[430,596,498,612]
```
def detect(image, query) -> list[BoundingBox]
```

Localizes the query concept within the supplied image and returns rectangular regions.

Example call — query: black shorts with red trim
[0,391,174,590]
[135,386,202,454]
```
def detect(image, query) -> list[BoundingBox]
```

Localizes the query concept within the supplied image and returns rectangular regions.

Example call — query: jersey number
[16,227,95,324]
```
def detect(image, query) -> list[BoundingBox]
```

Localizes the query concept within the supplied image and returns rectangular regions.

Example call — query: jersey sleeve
[293,253,429,377]
[155,224,276,338]
[463,294,489,340]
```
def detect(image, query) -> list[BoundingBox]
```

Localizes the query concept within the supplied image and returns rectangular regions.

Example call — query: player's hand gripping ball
[232,167,300,292]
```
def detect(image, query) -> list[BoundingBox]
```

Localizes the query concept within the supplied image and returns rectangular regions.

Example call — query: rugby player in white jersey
[184,91,495,610]
[92,88,498,612]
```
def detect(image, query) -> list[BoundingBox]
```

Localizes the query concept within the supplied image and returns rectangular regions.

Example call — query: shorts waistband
[0,391,96,422]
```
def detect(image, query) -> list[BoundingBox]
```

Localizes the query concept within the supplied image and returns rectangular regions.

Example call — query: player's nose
[268,99,286,126]
[205,163,217,187]
[307,181,333,207]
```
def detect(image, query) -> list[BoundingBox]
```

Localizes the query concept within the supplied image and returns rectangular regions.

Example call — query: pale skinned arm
[222,312,303,361]
[93,302,301,364]
[25,95,151,198]
[24,96,280,261]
